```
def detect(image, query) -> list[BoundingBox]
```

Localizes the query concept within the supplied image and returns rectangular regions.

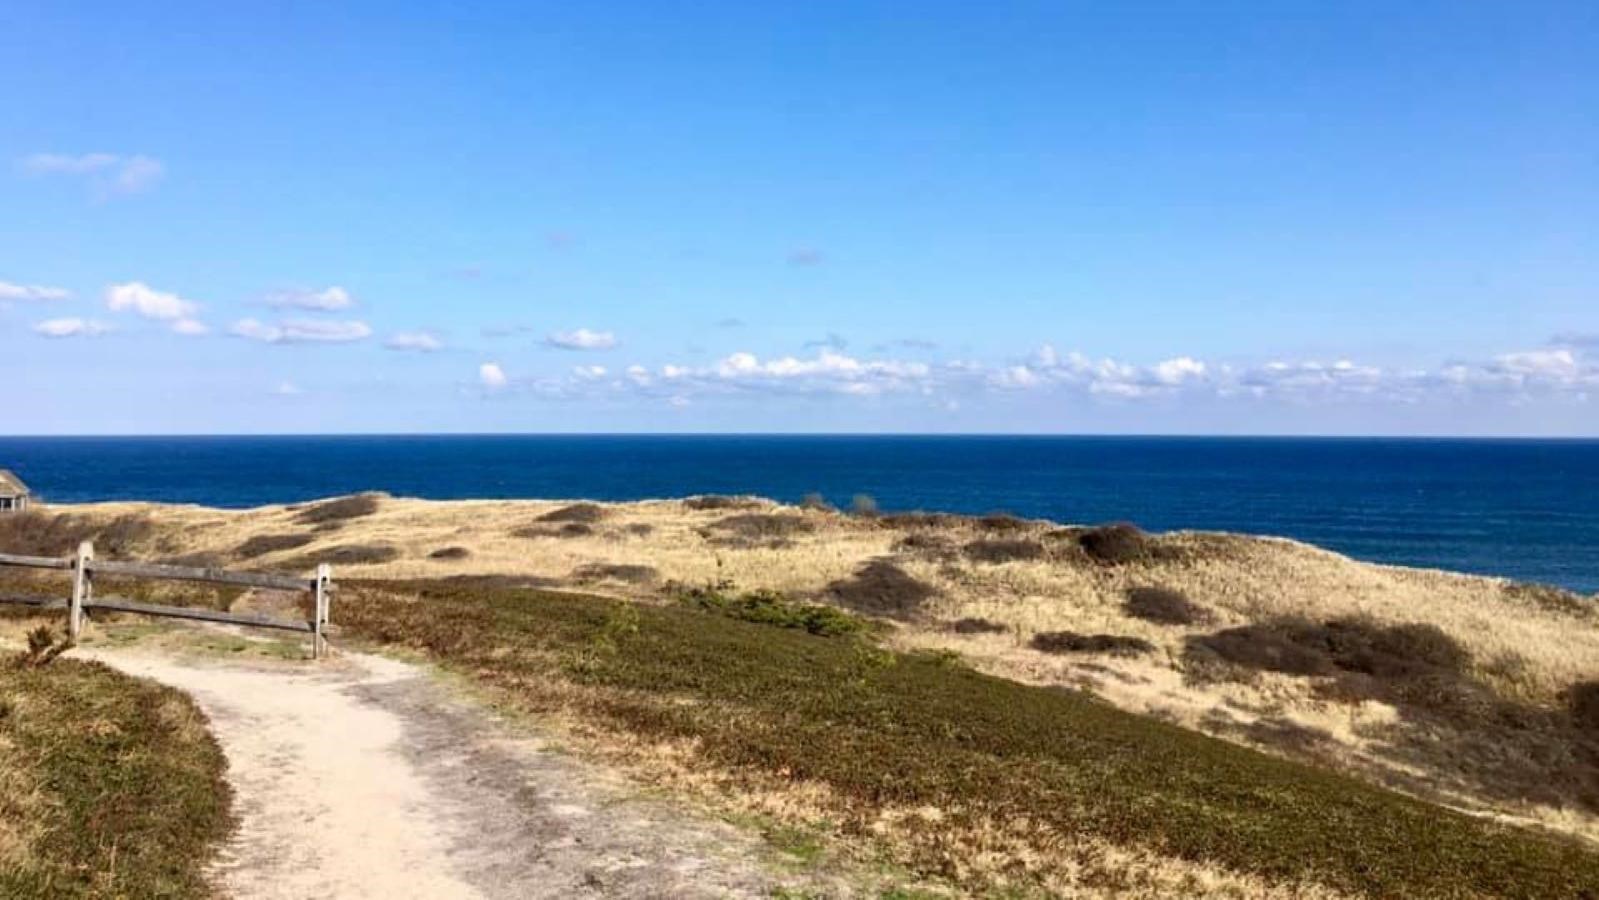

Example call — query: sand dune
[26,493,1599,847]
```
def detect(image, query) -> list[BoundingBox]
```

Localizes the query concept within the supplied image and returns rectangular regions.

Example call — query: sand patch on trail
[83,646,843,900]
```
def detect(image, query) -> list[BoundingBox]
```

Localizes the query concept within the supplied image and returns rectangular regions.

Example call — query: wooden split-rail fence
[0,542,333,658]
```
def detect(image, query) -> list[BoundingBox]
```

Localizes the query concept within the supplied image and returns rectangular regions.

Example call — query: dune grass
[0,644,232,898]
[18,496,1599,848]
[341,579,1599,898]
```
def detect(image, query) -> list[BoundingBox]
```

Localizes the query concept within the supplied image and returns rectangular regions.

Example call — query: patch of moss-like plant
[339,579,1599,899]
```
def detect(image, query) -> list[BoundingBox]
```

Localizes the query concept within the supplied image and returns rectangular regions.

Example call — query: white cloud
[114,156,164,193]
[459,333,1599,414]
[546,328,618,351]
[0,281,70,302]
[34,317,112,338]
[1152,356,1207,385]
[105,282,200,321]
[20,152,164,195]
[170,318,210,336]
[265,286,354,311]
[274,381,303,396]
[479,363,508,389]
[385,331,443,352]
[229,318,372,344]
[994,365,1040,389]
[21,152,120,175]
[1493,349,1579,378]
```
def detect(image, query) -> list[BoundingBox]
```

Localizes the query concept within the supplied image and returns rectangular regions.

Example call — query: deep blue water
[1,435,1596,593]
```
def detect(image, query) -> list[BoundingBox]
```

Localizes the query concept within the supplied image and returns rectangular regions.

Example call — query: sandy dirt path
[85,646,833,900]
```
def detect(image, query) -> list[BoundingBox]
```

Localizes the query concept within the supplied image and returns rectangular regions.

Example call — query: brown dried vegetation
[824,560,936,620]
[293,493,383,525]
[1032,631,1157,656]
[1124,586,1212,626]
[235,533,314,559]
[963,538,1046,564]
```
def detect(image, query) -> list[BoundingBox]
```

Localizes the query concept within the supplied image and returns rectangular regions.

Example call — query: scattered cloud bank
[230,318,372,344]
[0,281,70,302]
[385,331,443,352]
[33,317,112,339]
[546,328,618,351]
[471,338,1599,410]
[104,282,207,335]
[19,152,164,195]
[265,286,354,311]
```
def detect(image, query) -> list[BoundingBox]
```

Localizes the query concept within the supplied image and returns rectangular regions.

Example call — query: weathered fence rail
[0,542,332,658]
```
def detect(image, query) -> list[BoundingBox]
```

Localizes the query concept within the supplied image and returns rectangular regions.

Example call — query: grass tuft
[235,532,314,559]
[962,538,1045,564]
[825,560,936,620]
[948,617,1008,635]
[0,511,156,559]
[1030,631,1155,656]
[293,493,383,525]
[512,522,596,540]
[676,586,866,637]
[710,513,816,539]
[1124,586,1211,626]
[571,562,658,584]
[683,495,767,511]
[1078,523,1158,565]
[537,503,607,524]
[1565,681,1599,734]
[289,543,400,567]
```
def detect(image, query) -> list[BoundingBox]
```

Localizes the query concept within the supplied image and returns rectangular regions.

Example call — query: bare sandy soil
[82,641,855,900]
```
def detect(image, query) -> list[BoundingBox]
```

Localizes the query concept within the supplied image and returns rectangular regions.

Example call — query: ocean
[1,435,1596,593]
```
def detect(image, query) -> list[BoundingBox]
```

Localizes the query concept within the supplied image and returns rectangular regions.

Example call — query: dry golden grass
[25,494,1599,849]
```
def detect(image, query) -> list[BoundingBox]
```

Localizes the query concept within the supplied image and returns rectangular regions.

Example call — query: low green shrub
[340,579,1599,898]
[677,586,865,637]
[0,658,232,898]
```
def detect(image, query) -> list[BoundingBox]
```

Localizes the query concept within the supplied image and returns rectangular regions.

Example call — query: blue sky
[3,1,1596,435]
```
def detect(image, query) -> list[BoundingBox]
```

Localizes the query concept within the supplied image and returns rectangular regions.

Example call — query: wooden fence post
[313,563,331,659]
[69,541,93,641]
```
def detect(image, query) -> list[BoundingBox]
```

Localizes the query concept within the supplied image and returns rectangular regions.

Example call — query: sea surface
[1,435,1596,593]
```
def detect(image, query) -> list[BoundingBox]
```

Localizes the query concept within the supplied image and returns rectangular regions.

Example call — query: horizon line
[3,431,1598,442]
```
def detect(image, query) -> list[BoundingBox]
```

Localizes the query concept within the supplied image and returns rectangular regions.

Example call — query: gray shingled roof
[0,469,30,497]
